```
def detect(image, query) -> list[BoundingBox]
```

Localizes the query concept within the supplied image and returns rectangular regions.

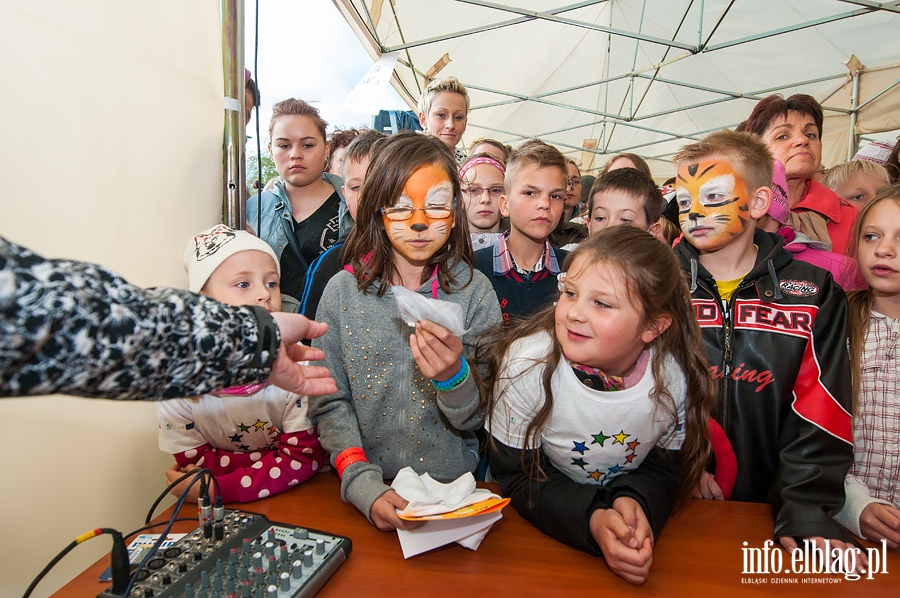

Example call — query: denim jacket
[245,172,350,261]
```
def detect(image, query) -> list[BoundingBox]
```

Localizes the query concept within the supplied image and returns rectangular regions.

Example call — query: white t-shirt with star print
[157,385,314,454]
[155,385,324,503]
[487,331,686,485]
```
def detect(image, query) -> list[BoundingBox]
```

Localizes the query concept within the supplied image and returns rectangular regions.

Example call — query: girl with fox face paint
[307,132,503,534]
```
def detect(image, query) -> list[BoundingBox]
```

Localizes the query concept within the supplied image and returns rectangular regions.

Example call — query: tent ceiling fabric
[333,0,900,176]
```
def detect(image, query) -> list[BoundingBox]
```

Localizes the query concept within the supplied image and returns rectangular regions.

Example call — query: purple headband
[459,156,505,180]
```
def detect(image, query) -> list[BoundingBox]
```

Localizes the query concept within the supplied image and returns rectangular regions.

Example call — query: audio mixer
[99,509,351,598]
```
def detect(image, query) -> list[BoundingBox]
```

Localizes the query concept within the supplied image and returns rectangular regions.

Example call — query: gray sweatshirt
[310,262,502,521]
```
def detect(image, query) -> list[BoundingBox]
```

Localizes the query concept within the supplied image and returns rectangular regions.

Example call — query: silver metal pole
[222,0,245,229]
[848,67,861,161]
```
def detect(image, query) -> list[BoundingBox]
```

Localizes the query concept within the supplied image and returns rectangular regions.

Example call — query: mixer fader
[99,509,351,598]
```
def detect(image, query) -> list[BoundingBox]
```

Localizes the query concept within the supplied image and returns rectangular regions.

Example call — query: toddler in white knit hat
[184,224,282,312]
[156,224,325,504]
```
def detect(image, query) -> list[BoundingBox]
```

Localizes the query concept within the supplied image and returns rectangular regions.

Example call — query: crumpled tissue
[391,467,503,557]
[391,285,469,336]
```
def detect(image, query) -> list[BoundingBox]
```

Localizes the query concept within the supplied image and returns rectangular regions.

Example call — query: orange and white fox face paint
[382,163,455,267]
[675,159,751,252]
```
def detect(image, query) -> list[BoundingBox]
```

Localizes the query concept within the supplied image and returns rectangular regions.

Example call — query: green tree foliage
[246,151,279,191]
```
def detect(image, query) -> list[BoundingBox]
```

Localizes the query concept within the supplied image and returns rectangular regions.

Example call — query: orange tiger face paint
[675,159,751,252]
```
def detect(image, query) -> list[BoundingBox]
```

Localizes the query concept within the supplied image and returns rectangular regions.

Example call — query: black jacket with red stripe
[674,229,853,540]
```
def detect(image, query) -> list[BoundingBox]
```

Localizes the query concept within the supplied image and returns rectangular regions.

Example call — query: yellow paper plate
[398,496,511,521]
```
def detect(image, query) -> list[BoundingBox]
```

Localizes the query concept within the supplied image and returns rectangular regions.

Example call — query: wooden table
[55,472,900,597]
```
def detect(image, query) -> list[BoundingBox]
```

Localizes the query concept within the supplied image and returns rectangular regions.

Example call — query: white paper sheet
[396,511,503,559]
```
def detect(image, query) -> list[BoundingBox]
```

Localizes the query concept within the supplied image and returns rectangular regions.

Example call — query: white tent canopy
[333,0,900,177]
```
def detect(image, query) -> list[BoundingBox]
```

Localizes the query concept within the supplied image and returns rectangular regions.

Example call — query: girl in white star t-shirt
[483,226,715,585]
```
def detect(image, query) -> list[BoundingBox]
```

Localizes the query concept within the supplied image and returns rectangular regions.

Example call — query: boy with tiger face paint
[676,157,769,262]
[672,130,855,566]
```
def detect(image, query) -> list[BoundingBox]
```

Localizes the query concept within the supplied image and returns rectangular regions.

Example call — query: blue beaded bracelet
[433,357,470,391]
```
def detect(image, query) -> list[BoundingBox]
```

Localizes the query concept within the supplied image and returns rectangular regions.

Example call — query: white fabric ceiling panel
[334,0,900,177]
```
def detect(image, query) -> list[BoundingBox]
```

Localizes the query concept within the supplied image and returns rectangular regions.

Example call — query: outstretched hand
[270,312,337,396]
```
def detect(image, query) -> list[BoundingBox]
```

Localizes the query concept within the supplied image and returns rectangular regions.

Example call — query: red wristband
[335,447,368,479]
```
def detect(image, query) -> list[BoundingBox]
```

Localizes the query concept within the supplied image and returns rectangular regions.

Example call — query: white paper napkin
[391,467,503,558]
[393,468,498,517]
[391,285,469,336]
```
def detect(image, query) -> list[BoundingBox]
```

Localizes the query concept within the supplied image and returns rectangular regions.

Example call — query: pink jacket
[778,226,864,290]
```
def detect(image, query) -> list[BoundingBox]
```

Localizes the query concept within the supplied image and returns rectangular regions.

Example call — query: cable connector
[213,495,225,541]
[109,530,130,596]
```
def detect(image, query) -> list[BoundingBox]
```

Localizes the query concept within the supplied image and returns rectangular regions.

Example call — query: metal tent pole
[848,67,861,160]
[222,0,245,229]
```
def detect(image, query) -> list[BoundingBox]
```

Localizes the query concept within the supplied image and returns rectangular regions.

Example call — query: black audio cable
[124,473,200,597]
[144,468,222,524]
[22,528,127,598]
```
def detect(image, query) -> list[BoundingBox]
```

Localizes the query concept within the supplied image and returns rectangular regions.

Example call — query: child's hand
[859,503,900,549]
[165,464,202,503]
[692,470,724,500]
[613,497,654,548]
[589,503,654,585]
[370,489,425,532]
[409,320,464,382]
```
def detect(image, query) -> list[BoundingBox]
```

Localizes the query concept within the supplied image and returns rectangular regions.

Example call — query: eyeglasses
[566,177,582,188]
[380,206,454,220]
[461,186,504,199]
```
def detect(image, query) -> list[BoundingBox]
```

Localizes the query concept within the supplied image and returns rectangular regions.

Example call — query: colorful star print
[612,430,630,445]
[624,453,636,463]
[587,469,604,481]
[572,441,589,454]
[253,419,268,431]
[230,433,243,443]
[608,464,623,475]
[571,457,588,469]
[239,423,251,433]
[591,431,610,446]
[627,439,641,451]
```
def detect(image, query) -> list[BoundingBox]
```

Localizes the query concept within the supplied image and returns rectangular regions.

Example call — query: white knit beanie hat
[184,224,279,292]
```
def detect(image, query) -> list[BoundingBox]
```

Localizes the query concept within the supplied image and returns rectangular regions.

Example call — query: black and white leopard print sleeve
[0,237,279,400]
